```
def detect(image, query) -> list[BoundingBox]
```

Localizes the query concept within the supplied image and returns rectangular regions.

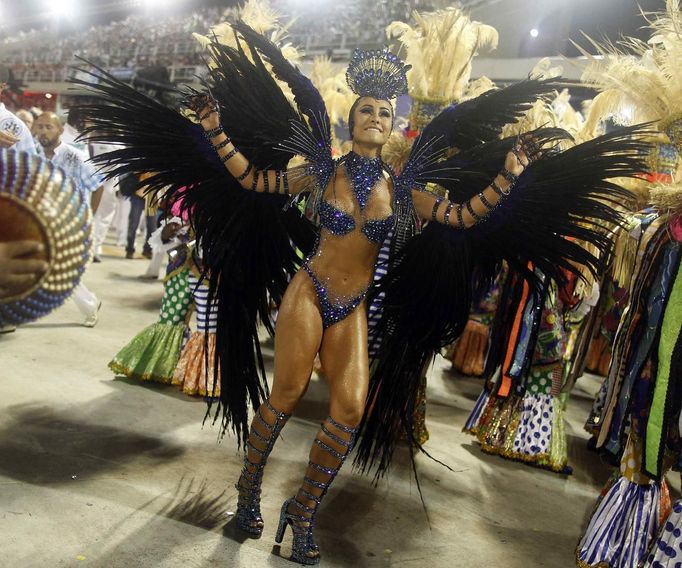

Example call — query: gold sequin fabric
[172,332,221,397]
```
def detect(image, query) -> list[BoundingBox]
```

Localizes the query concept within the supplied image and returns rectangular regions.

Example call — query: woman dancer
[77,23,647,565]
[189,62,535,566]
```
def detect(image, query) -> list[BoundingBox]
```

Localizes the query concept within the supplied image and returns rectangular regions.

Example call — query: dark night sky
[519,0,663,57]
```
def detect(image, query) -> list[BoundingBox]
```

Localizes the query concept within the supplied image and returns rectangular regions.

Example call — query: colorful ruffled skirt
[576,434,672,568]
[465,363,568,473]
[172,274,220,397]
[109,268,192,383]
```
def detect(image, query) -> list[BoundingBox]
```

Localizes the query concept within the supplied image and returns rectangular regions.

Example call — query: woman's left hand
[504,143,529,177]
[504,134,547,177]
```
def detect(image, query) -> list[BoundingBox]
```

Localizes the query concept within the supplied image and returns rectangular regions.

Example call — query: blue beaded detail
[302,263,367,329]
[318,200,355,236]
[316,152,395,245]
[362,216,394,244]
[343,151,383,211]
[0,148,92,327]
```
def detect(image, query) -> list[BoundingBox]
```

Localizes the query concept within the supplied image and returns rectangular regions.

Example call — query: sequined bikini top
[317,152,395,245]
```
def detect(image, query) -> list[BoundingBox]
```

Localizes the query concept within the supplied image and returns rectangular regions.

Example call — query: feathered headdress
[345,47,410,101]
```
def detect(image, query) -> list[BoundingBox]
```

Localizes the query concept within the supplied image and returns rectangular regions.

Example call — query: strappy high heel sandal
[275,416,358,565]
[235,399,291,536]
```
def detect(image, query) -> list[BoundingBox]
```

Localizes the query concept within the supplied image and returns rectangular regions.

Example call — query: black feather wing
[354,125,651,477]
[231,21,332,152]
[73,37,317,445]
[398,80,560,194]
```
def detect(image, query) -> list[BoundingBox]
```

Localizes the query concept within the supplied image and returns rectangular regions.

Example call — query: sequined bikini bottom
[302,262,368,329]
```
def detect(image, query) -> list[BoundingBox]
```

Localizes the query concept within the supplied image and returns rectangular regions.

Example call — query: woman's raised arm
[191,95,310,195]
[412,139,538,229]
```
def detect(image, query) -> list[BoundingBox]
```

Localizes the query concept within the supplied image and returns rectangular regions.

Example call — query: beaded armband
[236,163,253,182]
[478,191,495,210]
[490,178,510,197]
[263,170,269,193]
[456,204,465,229]
[443,202,454,225]
[221,148,238,164]
[431,196,444,222]
[465,200,483,222]
[500,168,518,186]
[251,170,260,191]
[214,138,232,151]
[282,172,290,195]
[274,171,281,194]
[204,126,223,139]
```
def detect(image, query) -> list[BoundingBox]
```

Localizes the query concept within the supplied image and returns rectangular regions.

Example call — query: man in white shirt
[0,65,37,154]
[34,111,104,327]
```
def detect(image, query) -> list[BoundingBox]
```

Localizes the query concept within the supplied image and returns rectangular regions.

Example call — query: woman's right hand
[186,94,221,131]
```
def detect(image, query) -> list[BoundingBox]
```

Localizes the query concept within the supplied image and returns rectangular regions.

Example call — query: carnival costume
[568,4,682,564]
[172,260,221,398]
[108,220,193,383]
[73,22,650,564]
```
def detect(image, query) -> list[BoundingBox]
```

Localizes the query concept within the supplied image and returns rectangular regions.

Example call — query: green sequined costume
[109,267,193,383]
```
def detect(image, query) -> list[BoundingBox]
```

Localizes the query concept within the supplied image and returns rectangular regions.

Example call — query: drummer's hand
[0,130,19,149]
[0,241,49,299]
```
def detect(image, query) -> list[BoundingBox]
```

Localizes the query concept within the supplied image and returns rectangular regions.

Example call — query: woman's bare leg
[280,304,369,561]
[235,272,323,534]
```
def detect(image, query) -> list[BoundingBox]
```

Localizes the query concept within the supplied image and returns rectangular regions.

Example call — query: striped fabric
[188,274,218,333]
[464,389,490,432]
[578,475,660,568]
[367,231,392,356]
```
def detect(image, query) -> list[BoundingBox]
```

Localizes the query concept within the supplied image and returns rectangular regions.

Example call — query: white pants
[93,187,118,254]
[72,282,99,317]
[112,196,131,246]
[143,251,166,278]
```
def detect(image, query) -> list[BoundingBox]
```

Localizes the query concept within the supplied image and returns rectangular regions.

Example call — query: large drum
[0,149,92,325]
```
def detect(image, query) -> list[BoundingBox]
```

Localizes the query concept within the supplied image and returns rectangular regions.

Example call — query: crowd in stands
[2,7,222,84]
[1,0,441,84]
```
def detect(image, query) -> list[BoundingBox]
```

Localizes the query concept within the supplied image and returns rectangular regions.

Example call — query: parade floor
[0,249,643,567]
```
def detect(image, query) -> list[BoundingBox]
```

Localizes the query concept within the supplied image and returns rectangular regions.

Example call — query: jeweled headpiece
[345,47,410,101]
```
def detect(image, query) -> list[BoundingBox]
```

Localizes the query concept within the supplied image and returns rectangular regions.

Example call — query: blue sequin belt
[302,261,368,329]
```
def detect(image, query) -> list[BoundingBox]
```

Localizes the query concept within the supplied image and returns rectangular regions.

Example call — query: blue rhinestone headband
[345,47,410,101]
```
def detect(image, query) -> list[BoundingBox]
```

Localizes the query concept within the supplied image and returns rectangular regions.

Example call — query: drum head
[0,149,92,326]
[0,195,51,301]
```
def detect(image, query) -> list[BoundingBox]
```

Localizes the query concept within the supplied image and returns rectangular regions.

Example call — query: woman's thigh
[269,271,324,407]
[318,304,370,425]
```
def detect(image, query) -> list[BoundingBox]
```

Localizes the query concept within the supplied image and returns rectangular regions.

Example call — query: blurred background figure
[14,109,34,132]
[0,64,36,153]
[34,111,103,327]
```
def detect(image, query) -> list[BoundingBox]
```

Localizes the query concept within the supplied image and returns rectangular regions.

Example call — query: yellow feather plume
[649,181,682,214]
[386,7,498,103]
[574,0,682,129]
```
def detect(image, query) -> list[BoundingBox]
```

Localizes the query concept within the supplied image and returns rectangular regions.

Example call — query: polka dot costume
[159,270,192,325]
[512,393,554,457]
[644,501,682,568]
